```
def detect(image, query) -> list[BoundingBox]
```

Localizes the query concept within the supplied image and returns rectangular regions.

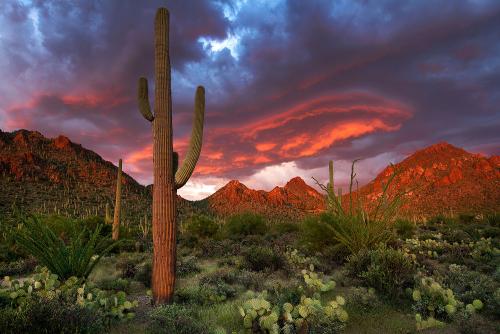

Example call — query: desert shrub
[14,215,119,280]
[177,256,201,277]
[200,268,239,286]
[183,214,219,240]
[0,257,37,277]
[482,226,500,239]
[486,213,500,227]
[237,270,267,291]
[347,286,382,312]
[134,260,152,288]
[455,312,500,334]
[224,212,267,238]
[394,219,415,239]
[271,221,300,235]
[147,304,206,334]
[345,245,416,300]
[0,296,106,334]
[242,246,285,272]
[458,213,476,224]
[444,264,500,318]
[197,238,241,257]
[174,284,235,305]
[299,214,338,254]
[95,277,130,292]
[426,215,456,229]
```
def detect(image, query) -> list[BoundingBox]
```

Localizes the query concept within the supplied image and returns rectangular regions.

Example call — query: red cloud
[123,91,412,181]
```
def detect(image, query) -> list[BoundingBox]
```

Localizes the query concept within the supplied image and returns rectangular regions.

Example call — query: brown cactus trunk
[151,8,176,304]
[112,159,122,240]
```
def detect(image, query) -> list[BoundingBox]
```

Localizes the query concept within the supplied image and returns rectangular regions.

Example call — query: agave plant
[14,215,120,280]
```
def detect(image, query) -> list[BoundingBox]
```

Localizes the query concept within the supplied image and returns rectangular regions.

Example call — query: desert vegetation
[1,163,499,333]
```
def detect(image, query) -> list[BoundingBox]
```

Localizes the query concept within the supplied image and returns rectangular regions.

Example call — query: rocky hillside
[0,129,195,222]
[349,142,500,218]
[200,177,325,219]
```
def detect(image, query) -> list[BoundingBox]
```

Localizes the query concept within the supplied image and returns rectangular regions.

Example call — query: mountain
[200,176,325,219]
[1,129,497,221]
[0,129,195,222]
[348,142,500,218]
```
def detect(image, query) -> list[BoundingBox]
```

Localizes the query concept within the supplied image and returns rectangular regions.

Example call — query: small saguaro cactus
[105,202,112,224]
[112,159,122,240]
[137,7,205,304]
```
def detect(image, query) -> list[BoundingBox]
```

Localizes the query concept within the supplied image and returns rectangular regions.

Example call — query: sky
[0,0,499,200]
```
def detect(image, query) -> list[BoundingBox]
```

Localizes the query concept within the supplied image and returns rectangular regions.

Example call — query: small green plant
[147,304,206,334]
[13,215,120,280]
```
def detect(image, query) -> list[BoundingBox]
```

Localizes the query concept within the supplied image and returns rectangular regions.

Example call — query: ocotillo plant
[112,159,122,240]
[137,8,205,304]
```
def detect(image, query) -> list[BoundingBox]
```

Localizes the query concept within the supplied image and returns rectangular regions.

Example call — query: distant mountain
[349,142,500,218]
[1,129,497,221]
[0,129,194,222]
[200,176,325,219]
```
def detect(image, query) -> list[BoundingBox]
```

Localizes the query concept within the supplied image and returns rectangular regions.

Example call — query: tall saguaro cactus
[137,8,205,304]
[112,159,122,240]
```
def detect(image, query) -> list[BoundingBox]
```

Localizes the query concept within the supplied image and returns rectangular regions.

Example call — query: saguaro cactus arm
[175,86,205,189]
[138,77,154,122]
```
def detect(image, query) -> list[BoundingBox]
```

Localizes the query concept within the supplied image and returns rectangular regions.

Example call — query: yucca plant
[14,215,120,280]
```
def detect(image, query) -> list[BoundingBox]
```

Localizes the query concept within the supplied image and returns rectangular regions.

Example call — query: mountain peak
[225,179,246,189]
[53,135,72,149]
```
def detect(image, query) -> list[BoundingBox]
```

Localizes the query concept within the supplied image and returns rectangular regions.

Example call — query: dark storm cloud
[0,0,499,192]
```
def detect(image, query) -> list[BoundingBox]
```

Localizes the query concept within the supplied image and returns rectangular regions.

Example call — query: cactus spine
[112,159,122,240]
[138,7,205,304]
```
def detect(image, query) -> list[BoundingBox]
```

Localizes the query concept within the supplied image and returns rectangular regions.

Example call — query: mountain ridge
[1,128,498,220]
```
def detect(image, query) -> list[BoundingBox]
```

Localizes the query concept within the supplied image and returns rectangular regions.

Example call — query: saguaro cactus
[138,7,205,304]
[112,159,122,240]
[105,202,111,224]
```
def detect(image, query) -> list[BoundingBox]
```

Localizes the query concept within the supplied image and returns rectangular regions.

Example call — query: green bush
[271,221,300,235]
[0,296,106,334]
[14,215,119,280]
[177,256,201,277]
[347,286,382,312]
[242,246,285,272]
[346,245,416,300]
[147,304,206,334]
[458,214,476,224]
[394,219,415,240]
[411,276,461,323]
[444,264,500,318]
[183,214,219,240]
[299,214,338,255]
[224,212,267,238]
